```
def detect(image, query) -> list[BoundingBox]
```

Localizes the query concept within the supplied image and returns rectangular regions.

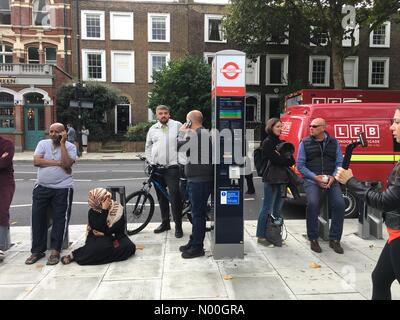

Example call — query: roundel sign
[220,62,242,80]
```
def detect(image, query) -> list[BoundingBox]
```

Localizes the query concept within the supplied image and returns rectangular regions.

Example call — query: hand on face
[101,192,112,210]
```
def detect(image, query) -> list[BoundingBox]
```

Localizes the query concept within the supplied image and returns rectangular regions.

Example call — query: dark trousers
[245,173,255,192]
[187,181,212,250]
[31,185,73,253]
[154,166,182,226]
[372,238,400,300]
[304,181,345,241]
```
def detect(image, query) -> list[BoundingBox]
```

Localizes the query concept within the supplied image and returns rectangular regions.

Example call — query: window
[148,13,170,42]
[111,51,135,83]
[45,47,56,64]
[245,96,258,122]
[0,92,15,130]
[342,25,359,47]
[27,47,39,64]
[267,30,289,45]
[148,51,170,83]
[110,12,134,40]
[0,0,11,25]
[266,54,288,85]
[32,0,51,26]
[203,52,215,65]
[370,22,391,48]
[204,14,225,43]
[309,56,330,87]
[369,57,389,88]
[343,57,359,88]
[0,43,12,63]
[246,57,259,85]
[82,49,106,81]
[310,26,328,46]
[82,11,105,40]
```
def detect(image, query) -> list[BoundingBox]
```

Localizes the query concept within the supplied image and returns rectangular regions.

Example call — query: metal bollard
[106,186,128,235]
[0,225,11,251]
[357,182,383,240]
[318,191,330,241]
[46,207,69,250]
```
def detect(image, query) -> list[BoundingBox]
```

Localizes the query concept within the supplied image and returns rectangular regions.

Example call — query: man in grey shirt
[145,105,184,238]
[25,123,76,266]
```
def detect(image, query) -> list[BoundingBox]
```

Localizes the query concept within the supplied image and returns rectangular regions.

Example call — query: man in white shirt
[145,105,184,238]
[25,123,76,266]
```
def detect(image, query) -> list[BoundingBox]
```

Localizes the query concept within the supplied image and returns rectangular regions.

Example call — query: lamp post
[72,81,86,156]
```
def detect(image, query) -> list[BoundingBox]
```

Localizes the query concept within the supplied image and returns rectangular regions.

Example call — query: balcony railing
[0,64,53,77]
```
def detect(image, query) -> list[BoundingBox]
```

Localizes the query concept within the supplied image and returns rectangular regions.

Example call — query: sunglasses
[309,125,323,128]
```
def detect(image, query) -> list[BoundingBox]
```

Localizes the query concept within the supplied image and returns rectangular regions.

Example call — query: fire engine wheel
[342,189,359,219]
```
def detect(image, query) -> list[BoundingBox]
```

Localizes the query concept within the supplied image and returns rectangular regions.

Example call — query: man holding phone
[145,105,185,238]
[25,123,76,265]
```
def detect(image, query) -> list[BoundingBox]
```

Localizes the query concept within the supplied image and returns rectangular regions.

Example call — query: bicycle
[125,155,213,235]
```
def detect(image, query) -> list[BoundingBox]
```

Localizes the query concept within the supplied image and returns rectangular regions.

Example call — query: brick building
[0,0,72,151]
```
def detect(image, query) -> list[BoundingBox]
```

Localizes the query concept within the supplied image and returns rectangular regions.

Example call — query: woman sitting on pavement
[61,188,136,265]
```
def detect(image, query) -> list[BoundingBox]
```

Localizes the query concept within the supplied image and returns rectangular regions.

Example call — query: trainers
[310,240,322,253]
[181,247,205,259]
[329,240,344,254]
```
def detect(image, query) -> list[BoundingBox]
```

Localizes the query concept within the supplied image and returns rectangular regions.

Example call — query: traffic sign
[69,100,94,109]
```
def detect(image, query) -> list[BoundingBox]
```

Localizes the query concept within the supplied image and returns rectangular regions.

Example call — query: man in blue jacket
[297,118,345,254]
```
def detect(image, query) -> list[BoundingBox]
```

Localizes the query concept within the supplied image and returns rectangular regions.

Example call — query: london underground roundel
[220,62,242,80]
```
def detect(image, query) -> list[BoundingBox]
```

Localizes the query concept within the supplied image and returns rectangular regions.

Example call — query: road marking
[75,179,92,182]
[244,198,255,201]
[14,172,36,174]
[99,178,146,182]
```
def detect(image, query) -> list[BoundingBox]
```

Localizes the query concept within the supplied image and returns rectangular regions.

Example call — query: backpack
[254,144,267,177]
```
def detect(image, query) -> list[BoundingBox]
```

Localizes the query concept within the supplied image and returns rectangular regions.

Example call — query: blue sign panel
[220,190,240,205]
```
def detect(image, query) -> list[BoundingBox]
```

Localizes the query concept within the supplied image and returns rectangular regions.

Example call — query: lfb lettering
[366,125,380,139]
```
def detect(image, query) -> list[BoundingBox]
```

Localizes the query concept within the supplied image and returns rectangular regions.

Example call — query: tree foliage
[56,82,120,141]
[148,55,212,127]
[224,0,400,89]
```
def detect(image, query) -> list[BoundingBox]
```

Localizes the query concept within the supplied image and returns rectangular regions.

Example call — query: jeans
[304,181,345,241]
[256,183,284,238]
[372,238,400,300]
[187,181,212,250]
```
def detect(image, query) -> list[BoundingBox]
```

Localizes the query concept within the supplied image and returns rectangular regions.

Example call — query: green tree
[148,55,212,127]
[56,82,120,141]
[224,0,400,89]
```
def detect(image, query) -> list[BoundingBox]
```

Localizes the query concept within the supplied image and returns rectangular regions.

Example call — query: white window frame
[203,52,215,65]
[368,57,390,88]
[267,30,289,45]
[81,10,105,40]
[246,57,260,85]
[266,54,289,86]
[111,51,135,83]
[110,12,134,40]
[343,56,359,88]
[148,51,170,83]
[0,43,13,63]
[204,14,226,43]
[310,26,329,47]
[148,13,170,43]
[82,49,106,82]
[32,0,52,27]
[309,55,330,87]
[369,21,391,48]
[44,47,57,65]
[0,0,11,25]
[342,25,359,47]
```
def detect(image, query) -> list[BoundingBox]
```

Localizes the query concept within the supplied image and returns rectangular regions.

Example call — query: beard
[159,118,169,124]
[52,138,61,146]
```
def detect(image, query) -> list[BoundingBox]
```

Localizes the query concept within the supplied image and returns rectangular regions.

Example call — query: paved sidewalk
[1,219,399,300]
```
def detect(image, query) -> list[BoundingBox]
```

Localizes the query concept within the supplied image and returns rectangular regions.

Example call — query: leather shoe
[181,247,205,259]
[179,236,193,252]
[154,223,171,234]
[310,240,322,253]
[175,225,183,238]
[329,240,344,254]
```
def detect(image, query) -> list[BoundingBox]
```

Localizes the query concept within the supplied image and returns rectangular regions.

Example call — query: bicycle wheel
[125,190,155,235]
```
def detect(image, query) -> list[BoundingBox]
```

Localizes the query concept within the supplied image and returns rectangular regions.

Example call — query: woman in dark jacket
[336,106,400,300]
[256,118,295,246]
[61,188,136,265]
